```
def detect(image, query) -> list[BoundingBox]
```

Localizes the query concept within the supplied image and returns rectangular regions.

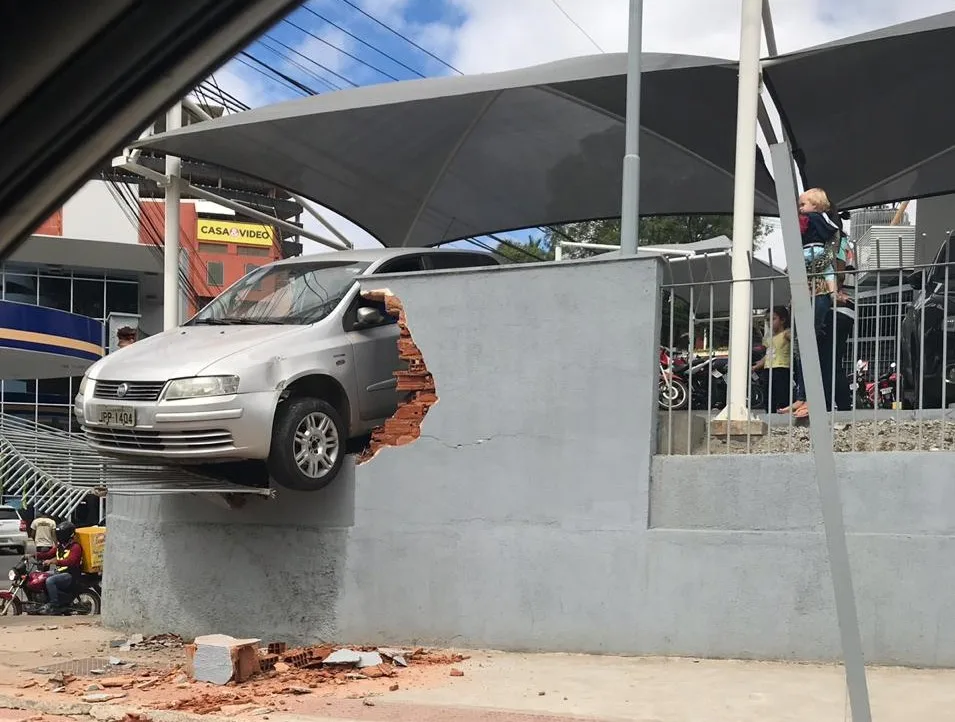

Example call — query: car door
[345,255,425,423]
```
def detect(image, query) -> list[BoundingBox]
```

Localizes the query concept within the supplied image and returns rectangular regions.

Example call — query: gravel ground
[697,418,955,454]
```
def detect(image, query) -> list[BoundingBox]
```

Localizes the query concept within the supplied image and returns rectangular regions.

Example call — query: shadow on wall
[103,466,356,643]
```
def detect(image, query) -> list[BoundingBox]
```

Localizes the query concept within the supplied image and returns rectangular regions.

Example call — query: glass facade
[0,263,139,432]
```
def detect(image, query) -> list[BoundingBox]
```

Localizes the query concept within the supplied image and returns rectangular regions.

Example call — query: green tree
[496,216,769,262]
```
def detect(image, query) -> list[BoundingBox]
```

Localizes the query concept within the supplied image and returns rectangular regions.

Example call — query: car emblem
[116,383,129,398]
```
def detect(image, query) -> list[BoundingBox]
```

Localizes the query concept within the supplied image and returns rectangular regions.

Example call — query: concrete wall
[62,181,139,244]
[103,254,955,667]
[647,453,955,666]
[104,256,662,653]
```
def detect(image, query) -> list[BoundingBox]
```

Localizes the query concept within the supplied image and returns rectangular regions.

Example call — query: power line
[282,16,401,83]
[233,55,308,96]
[257,37,343,92]
[299,3,427,79]
[336,0,461,74]
[261,32,354,89]
[239,51,320,95]
[547,0,604,53]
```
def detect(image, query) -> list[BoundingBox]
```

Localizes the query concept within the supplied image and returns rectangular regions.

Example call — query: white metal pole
[770,141,872,722]
[722,0,763,421]
[618,0,643,256]
[163,102,182,331]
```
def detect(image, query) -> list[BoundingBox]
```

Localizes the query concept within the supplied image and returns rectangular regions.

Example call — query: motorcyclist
[36,521,82,614]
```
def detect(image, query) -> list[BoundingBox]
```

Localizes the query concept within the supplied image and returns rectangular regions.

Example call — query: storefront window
[72,278,105,319]
[38,275,71,311]
[3,273,37,304]
[106,281,138,315]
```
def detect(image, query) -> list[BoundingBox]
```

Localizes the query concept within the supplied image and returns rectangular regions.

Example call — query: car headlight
[7,569,15,581]
[77,373,89,397]
[164,376,240,401]
[946,317,955,332]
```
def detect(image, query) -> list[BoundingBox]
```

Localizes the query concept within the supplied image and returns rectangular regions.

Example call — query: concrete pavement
[2,620,955,721]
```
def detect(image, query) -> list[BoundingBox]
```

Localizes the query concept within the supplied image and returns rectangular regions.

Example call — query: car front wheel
[268,397,346,491]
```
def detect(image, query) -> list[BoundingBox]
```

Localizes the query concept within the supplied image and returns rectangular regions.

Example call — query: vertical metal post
[163,102,182,331]
[618,0,643,256]
[720,0,763,423]
[771,141,872,722]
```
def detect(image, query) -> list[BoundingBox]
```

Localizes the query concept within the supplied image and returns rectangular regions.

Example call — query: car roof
[269,247,496,268]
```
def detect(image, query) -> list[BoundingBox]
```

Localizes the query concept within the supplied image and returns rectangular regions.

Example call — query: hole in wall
[357,289,437,465]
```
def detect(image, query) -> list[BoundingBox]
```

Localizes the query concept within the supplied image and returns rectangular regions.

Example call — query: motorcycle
[658,347,689,410]
[852,360,898,409]
[0,556,101,616]
[665,346,767,411]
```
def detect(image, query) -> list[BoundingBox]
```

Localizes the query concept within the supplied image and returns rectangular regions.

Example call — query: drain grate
[31,657,126,677]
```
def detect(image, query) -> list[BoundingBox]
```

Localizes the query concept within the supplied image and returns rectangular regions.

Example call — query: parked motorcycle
[0,556,101,616]
[658,347,689,410]
[852,360,898,409]
[664,347,767,411]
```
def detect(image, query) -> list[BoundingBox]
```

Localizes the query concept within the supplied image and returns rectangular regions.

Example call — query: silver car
[75,248,498,491]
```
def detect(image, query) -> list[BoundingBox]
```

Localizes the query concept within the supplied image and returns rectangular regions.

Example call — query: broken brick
[267,643,287,655]
[450,668,465,677]
[358,290,437,465]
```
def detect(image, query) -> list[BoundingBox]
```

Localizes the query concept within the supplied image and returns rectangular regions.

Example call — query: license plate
[712,370,723,378]
[97,406,136,427]
[880,388,893,396]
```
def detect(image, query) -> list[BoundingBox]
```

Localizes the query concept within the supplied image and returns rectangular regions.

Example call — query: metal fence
[656,252,955,455]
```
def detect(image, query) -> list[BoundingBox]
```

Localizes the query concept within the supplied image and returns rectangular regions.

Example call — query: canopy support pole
[163,102,182,331]
[618,0,643,257]
[771,141,872,722]
[714,0,763,433]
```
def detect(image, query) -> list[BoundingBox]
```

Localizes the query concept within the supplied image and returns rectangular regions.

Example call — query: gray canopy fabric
[763,11,955,210]
[137,53,779,248]
[603,237,789,315]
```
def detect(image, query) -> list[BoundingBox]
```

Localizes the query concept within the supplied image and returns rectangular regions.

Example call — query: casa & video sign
[197,219,276,247]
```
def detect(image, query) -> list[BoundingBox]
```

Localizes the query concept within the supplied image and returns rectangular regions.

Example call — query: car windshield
[190,261,370,326]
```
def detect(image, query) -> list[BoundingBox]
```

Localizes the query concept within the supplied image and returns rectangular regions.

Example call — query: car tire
[13,546,25,556]
[268,397,346,492]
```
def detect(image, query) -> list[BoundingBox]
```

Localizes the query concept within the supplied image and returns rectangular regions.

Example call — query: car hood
[89,325,303,381]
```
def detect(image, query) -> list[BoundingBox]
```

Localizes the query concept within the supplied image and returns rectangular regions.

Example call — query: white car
[0,507,27,555]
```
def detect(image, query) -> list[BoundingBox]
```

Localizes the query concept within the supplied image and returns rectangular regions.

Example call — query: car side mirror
[356,306,386,328]
[907,271,923,290]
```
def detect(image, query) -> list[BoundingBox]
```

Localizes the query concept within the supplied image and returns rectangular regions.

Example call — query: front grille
[93,380,166,402]
[82,427,233,452]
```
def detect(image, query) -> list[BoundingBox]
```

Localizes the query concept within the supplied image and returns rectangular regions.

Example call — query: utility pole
[163,102,182,331]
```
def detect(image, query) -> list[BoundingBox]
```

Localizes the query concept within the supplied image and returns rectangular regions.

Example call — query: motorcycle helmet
[55,521,76,544]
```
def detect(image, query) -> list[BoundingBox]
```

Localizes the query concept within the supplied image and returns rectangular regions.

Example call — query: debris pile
[357,290,437,463]
[110,633,184,652]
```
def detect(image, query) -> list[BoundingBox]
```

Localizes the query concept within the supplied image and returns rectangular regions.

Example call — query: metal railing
[0,413,273,518]
[656,250,955,455]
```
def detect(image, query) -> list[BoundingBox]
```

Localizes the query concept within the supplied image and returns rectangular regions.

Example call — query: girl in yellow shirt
[752,306,792,413]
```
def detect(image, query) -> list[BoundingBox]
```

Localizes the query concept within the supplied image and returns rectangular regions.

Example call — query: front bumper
[77,388,278,462]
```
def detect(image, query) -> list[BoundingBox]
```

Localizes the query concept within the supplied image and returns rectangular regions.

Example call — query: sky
[210,0,950,259]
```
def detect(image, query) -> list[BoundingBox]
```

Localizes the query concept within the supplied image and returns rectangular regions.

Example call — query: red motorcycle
[0,556,101,616]
[853,360,898,409]
[658,347,689,410]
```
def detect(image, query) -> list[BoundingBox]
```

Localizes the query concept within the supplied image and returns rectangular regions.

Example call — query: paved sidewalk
[2,619,955,721]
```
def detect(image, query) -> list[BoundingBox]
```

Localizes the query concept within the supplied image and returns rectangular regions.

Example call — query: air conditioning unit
[855,225,916,271]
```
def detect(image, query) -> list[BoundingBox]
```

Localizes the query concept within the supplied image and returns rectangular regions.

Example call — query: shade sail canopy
[764,11,955,209]
[138,53,779,248]
[604,237,789,315]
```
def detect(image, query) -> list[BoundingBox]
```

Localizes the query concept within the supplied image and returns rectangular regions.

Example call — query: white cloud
[443,0,953,73]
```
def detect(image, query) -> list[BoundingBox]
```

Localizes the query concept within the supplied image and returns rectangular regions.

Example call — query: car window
[376,256,425,274]
[0,508,19,521]
[425,252,498,270]
[929,236,955,287]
